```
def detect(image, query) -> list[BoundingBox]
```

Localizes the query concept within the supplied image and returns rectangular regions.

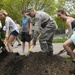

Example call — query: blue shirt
[22,18,28,26]
[21,16,32,32]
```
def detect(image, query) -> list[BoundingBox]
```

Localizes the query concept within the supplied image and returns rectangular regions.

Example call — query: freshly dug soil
[0,51,75,75]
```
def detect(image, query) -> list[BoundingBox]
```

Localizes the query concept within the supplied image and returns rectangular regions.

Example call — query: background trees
[0,0,75,29]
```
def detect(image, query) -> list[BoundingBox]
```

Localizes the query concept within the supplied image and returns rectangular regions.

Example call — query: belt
[41,19,50,28]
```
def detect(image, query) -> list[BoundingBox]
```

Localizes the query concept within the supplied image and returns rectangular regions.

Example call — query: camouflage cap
[26,8,34,14]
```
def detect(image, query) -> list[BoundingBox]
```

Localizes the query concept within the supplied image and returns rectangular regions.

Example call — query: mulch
[0,51,75,75]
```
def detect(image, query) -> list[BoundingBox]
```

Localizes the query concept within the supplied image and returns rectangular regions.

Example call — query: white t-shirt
[0,21,2,29]
[3,25,7,31]
[5,16,19,37]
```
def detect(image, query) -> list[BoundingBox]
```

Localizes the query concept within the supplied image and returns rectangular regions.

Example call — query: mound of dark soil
[0,52,75,75]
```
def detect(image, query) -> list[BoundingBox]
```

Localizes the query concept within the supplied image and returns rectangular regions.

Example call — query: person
[13,20,21,46]
[3,25,7,37]
[26,8,57,56]
[57,9,75,63]
[0,20,2,29]
[0,20,2,39]
[0,10,19,53]
[21,10,32,55]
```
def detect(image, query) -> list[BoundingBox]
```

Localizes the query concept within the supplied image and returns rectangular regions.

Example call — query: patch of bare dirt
[0,52,75,75]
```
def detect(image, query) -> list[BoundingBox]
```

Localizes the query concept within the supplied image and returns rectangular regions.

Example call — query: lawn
[64,57,71,61]
[53,38,67,43]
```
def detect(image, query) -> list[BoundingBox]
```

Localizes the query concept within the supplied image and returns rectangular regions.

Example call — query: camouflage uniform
[33,11,57,54]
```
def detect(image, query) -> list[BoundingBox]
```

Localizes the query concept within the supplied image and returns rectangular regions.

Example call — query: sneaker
[25,51,30,56]
[20,52,25,55]
[17,44,21,46]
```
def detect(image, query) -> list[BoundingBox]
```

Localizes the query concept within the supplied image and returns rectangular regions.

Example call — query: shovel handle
[29,45,35,51]
[29,33,41,51]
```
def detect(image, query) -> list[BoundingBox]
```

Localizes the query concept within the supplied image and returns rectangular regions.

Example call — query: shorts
[21,32,31,42]
[71,29,75,45]
[10,30,18,36]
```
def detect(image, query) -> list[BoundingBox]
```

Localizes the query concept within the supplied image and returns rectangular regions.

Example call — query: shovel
[29,33,41,51]
[4,33,10,44]
[24,33,41,56]
[57,48,66,55]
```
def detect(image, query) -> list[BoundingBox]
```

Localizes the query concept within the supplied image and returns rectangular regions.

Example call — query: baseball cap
[26,8,34,14]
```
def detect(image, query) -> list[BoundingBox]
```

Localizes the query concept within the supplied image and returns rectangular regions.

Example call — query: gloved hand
[32,29,40,45]
[33,38,36,45]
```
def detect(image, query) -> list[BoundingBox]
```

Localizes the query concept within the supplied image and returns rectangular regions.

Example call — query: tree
[0,0,67,27]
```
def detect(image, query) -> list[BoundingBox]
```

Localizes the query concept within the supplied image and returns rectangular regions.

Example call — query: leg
[39,39,48,52]
[7,35,16,52]
[67,44,75,56]
[47,31,54,54]
[21,32,26,53]
[28,41,32,49]
[22,42,25,53]
[11,38,16,47]
[47,40,53,55]
[63,38,75,60]
[25,33,32,49]
[40,21,55,54]
[39,36,53,56]
[16,36,21,46]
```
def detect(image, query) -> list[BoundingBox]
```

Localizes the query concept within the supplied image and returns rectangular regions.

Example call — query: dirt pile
[0,52,75,75]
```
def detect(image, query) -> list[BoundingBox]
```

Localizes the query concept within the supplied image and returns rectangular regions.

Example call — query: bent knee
[63,43,67,48]
[67,52,70,55]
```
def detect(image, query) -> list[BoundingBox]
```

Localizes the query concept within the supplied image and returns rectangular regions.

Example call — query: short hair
[57,9,68,16]
[22,10,26,14]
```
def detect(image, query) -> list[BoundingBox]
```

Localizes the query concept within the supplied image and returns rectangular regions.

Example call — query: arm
[29,22,32,35]
[0,20,2,29]
[66,19,73,38]
[28,17,32,35]
[5,19,9,38]
[32,16,41,45]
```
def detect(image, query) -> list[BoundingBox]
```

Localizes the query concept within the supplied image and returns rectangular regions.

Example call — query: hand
[4,37,8,44]
[29,31,32,35]
[33,38,36,45]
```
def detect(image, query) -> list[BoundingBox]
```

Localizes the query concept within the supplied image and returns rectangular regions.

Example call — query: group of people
[0,8,75,63]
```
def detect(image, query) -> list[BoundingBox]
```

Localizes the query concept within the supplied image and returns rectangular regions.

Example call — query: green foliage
[0,0,66,27]
[1,0,73,39]
[55,17,67,29]
[65,57,71,61]
[1,0,22,24]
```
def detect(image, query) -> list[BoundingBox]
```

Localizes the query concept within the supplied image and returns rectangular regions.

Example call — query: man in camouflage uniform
[26,8,57,55]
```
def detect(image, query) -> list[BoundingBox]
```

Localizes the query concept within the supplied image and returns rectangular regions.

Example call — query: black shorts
[21,32,31,42]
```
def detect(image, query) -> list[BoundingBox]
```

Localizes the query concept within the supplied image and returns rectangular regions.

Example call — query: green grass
[53,38,67,43]
[64,57,71,61]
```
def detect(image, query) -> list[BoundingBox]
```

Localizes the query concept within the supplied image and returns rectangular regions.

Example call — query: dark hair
[57,9,68,16]
[22,10,26,14]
